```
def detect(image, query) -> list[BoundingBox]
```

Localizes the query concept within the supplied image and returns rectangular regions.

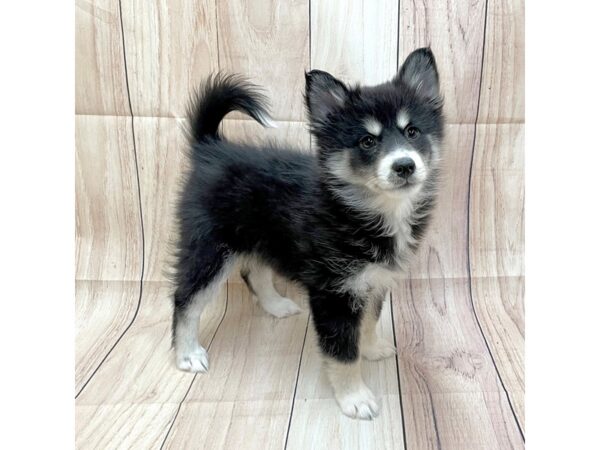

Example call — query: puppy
[171,48,444,420]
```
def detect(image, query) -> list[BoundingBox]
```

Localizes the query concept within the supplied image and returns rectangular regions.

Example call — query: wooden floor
[76,0,524,448]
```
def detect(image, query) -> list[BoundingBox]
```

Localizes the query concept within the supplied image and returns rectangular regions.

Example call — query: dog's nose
[391,157,416,178]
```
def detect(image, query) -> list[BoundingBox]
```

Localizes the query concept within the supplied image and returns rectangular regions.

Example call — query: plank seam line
[75,0,146,399]
[465,0,525,441]
[283,313,311,450]
[390,291,408,450]
[159,281,230,449]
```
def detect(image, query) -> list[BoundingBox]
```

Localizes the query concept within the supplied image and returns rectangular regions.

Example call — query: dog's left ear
[305,70,349,123]
[394,47,441,104]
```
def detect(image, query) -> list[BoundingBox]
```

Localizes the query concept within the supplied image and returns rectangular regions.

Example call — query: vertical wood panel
[120,0,219,117]
[217,0,309,121]
[134,116,188,281]
[398,0,486,123]
[75,0,129,115]
[393,278,524,449]
[478,0,525,123]
[75,115,142,281]
[409,124,475,279]
[76,282,227,447]
[75,280,139,393]
[469,123,525,427]
[311,0,399,84]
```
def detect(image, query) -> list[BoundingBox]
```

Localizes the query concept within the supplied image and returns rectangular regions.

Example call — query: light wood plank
[409,124,475,280]
[75,281,226,447]
[120,0,219,117]
[134,117,188,282]
[392,278,524,449]
[478,0,525,123]
[399,0,486,123]
[163,282,309,449]
[75,0,129,115]
[286,296,405,450]
[310,0,399,85]
[75,115,142,281]
[469,123,525,427]
[75,280,140,394]
[76,281,225,405]
[217,0,309,121]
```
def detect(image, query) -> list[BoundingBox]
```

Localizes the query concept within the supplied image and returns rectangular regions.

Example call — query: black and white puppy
[171,48,444,420]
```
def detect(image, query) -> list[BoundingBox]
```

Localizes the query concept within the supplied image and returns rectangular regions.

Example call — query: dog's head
[305,48,444,198]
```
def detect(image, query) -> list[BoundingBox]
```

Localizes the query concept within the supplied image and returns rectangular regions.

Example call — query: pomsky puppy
[171,48,444,420]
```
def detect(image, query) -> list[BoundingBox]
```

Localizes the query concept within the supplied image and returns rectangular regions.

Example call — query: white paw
[362,338,397,361]
[261,297,303,318]
[336,383,380,420]
[176,346,209,373]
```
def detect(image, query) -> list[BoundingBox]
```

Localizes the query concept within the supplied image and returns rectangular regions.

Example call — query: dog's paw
[362,338,397,361]
[176,346,209,373]
[336,383,380,420]
[261,296,303,318]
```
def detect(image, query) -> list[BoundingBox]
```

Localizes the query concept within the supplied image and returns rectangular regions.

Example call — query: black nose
[391,157,416,178]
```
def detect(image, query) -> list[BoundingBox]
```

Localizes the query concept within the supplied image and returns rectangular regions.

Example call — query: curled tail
[186,73,276,143]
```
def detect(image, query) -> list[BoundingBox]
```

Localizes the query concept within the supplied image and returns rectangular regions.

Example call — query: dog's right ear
[305,70,349,124]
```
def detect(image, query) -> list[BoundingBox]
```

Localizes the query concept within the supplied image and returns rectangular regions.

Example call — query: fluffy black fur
[172,49,444,363]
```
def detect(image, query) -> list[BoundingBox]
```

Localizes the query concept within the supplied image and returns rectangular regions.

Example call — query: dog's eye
[405,126,420,140]
[359,135,377,150]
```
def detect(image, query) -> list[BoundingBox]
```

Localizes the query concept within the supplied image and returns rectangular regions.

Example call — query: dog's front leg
[309,289,379,420]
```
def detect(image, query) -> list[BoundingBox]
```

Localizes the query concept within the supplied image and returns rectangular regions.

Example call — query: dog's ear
[394,47,441,104]
[305,70,349,123]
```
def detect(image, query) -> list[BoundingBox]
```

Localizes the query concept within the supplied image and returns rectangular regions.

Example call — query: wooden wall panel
[120,0,219,117]
[75,280,139,393]
[469,123,525,427]
[75,0,129,115]
[134,117,188,282]
[221,119,311,151]
[409,124,475,279]
[478,0,525,123]
[217,0,309,121]
[398,0,486,123]
[311,0,399,85]
[76,282,227,446]
[392,278,524,448]
[75,115,142,281]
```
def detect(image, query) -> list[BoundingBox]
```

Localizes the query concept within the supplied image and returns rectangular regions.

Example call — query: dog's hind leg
[240,258,302,318]
[172,242,234,373]
[361,291,396,361]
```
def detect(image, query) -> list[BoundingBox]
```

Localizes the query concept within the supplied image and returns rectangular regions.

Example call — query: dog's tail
[186,73,276,143]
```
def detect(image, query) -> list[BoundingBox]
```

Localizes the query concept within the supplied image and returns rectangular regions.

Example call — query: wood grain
[478,0,525,123]
[221,119,311,151]
[75,0,129,115]
[310,0,399,85]
[409,124,475,280]
[75,280,139,394]
[163,282,309,449]
[286,297,405,450]
[216,0,309,121]
[392,278,524,449]
[120,0,219,117]
[75,281,226,446]
[469,123,525,427]
[75,115,142,281]
[398,0,487,123]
